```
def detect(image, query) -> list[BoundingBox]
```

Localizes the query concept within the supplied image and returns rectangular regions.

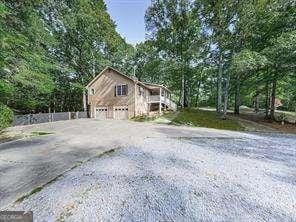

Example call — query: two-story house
[85,67,176,120]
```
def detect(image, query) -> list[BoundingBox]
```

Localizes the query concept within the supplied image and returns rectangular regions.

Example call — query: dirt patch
[236,113,296,134]
[0,131,22,144]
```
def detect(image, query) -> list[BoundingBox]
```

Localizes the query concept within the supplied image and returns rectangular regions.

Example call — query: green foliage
[142,0,295,117]
[0,80,14,103]
[231,50,269,74]
[145,0,202,107]
[1,0,133,114]
[13,66,54,95]
[0,0,295,121]
[0,104,13,130]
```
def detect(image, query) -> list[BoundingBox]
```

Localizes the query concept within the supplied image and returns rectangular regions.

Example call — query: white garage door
[113,106,128,120]
[95,107,107,120]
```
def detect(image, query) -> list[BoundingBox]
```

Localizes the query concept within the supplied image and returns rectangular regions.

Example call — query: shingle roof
[86,66,171,92]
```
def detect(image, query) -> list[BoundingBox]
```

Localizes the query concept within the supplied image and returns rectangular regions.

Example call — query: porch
[147,87,177,113]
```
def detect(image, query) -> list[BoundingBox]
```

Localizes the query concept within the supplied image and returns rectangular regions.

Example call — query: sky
[105,0,151,45]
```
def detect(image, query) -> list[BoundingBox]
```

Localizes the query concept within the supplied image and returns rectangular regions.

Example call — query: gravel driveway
[3,120,295,221]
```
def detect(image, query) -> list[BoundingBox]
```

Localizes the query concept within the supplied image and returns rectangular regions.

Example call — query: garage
[113,106,129,120]
[95,107,107,120]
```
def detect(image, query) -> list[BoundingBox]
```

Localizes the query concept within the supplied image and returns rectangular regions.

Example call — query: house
[274,98,283,108]
[85,67,177,120]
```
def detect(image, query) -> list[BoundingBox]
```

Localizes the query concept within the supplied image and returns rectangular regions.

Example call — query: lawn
[133,109,245,131]
[168,109,245,131]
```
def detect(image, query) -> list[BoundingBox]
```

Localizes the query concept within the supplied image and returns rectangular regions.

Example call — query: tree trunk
[180,73,185,108]
[270,80,277,120]
[265,83,270,119]
[234,77,240,115]
[222,72,230,118]
[254,86,260,113]
[217,53,223,115]
[254,93,260,113]
[184,72,189,108]
[195,80,201,107]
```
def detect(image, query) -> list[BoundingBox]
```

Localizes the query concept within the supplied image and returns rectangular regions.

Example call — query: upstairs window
[138,86,145,96]
[115,84,128,96]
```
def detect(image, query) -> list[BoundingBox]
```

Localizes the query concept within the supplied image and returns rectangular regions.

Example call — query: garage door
[113,106,128,120]
[95,107,107,120]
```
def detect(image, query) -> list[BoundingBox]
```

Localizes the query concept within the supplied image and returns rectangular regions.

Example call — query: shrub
[0,104,13,131]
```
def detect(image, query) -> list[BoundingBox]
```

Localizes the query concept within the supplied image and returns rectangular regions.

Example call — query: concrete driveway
[1,119,296,221]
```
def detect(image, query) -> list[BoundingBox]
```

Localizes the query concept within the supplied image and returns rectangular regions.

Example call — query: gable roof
[86,66,171,92]
[86,66,135,88]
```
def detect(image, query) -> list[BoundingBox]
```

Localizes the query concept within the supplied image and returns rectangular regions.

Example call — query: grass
[171,108,245,131]
[31,131,53,136]
[16,186,43,203]
[0,131,53,144]
[132,111,179,123]
[132,109,245,131]
[151,111,179,124]
[132,115,157,122]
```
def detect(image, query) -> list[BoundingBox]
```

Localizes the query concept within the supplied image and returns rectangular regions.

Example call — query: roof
[86,66,171,92]
[86,66,136,88]
[142,82,171,93]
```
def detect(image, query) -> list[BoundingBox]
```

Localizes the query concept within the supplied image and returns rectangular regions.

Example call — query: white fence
[12,111,88,126]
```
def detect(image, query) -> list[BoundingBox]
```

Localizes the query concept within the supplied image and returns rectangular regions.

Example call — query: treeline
[137,0,295,119]
[1,0,295,128]
[0,0,133,122]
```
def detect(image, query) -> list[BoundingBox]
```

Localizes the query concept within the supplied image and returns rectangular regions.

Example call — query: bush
[0,104,13,130]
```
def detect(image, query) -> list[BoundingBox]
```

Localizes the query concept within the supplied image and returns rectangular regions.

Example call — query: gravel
[10,131,296,222]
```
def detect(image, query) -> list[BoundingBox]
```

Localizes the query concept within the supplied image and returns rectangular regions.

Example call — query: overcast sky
[105,0,151,45]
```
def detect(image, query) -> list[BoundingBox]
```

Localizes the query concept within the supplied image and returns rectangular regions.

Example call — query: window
[90,88,95,95]
[115,84,128,96]
[138,86,145,96]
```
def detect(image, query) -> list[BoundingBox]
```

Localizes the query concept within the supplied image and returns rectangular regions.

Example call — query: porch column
[159,87,162,114]
[83,89,87,112]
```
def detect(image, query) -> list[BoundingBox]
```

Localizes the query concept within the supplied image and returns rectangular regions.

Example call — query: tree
[1,0,134,115]
[145,0,202,107]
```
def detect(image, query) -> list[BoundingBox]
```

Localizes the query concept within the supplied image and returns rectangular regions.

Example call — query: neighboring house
[85,67,177,120]
[274,98,283,108]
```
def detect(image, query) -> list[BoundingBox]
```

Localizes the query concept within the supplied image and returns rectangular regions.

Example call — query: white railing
[148,95,177,111]
[149,95,160,102]
[170,101,177,111]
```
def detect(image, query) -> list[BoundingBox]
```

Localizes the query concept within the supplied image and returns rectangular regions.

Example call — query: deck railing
[149,95,160,102]
[148,95,177,111]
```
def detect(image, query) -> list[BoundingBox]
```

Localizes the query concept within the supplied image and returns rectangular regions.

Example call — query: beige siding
[87,69,135,118]
[135,85,150,115]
